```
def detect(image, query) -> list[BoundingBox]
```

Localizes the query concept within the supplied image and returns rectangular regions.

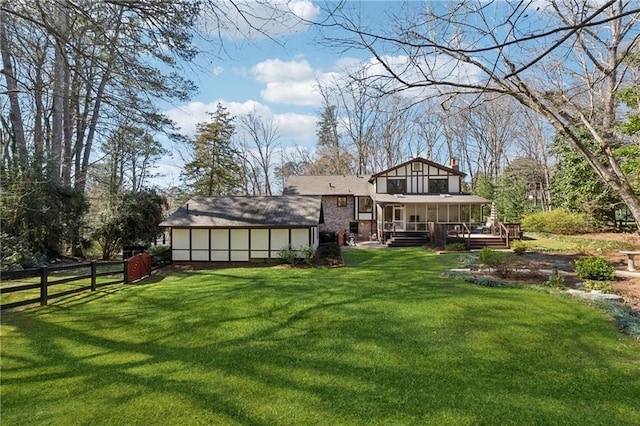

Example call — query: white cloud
[261,81,320,106]
[198,0,320,40]
[212,66,224,77]
[250,57,348,106]
[252,58,315,83]
[273,112,317,144]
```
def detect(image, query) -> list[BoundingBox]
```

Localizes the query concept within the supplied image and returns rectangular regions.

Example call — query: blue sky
[154,1,553,187]
[157,1,400,185]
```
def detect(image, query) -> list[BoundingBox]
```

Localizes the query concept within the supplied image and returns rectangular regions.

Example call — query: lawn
[1,248,639,425]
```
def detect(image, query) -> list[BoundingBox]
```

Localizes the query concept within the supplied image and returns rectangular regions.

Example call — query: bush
[278,245,299,265]
[1,234,48,270]
[583,280,614,293]
[315,243,342,266]
[510,240,527,255]
[521,209,590,235]
[146,245,170,255]
[478,247,518,278]
[445,242,467,252]
[300,245,316,266]
[574,256,615,281]
[543,268,565,288]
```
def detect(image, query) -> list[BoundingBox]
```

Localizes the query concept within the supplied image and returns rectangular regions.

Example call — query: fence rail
[1,250,171,311]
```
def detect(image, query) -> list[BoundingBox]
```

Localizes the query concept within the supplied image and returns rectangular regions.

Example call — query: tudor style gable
[369,157,464,195]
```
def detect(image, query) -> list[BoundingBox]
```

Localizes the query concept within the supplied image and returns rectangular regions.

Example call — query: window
[412,162,423,171]
[337,196,347,207]
[387,178,406,194]
[358,197,372,213]
[428,178,448,194]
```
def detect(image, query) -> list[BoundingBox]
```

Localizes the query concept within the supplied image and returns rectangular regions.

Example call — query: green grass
[2,248,639,425]
[521,232,636,252]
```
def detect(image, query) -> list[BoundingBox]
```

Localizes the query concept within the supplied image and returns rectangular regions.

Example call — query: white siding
[211,229,229,249]
[291,228,309,247]
[271,229,289,251]
[211,251,229,261]
[172,229,190,261]
[449,176,460,193]
[191,229,208,249]
[211,229,229,261]
[377,177,387,193]
[173,250,190,261]
[172,229,190,249]
[251,229,269,250]
[192,251,209,261]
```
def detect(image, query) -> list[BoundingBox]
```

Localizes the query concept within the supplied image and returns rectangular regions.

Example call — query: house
[284,157,491,244]
[160,157,497,263]
[159,195,322,262]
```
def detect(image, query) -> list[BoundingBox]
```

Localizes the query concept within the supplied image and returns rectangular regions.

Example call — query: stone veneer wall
[320,195,354,234]
[320,195,375,241]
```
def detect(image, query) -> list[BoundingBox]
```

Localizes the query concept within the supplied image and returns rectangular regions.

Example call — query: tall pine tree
[181,103,242,196]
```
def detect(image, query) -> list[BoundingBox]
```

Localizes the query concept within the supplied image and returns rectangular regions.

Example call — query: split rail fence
[0,251,171,311]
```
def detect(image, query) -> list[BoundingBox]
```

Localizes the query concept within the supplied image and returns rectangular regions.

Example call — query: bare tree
[325,1,640,230]
[238,109,281,195]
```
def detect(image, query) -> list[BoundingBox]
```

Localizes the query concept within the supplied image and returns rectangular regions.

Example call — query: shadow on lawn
[2,248,640,424]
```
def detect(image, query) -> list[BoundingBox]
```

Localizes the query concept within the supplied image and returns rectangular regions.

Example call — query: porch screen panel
[437,205,448,222]
[460,205,470,222]
[449,205,459,222]
[427,205,437,222]
[471,205,482,223]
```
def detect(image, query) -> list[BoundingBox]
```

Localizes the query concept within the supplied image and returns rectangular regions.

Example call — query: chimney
[450,158,459,171]
[329,183,334,188]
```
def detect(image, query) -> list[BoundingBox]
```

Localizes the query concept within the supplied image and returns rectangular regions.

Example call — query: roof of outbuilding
[283,175,372,196]
[159,195,322,228]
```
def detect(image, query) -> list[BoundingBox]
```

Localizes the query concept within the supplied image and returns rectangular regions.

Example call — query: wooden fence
[0,250,172,311]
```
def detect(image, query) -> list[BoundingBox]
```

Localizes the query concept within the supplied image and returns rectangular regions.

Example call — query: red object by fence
[127,253,151,283]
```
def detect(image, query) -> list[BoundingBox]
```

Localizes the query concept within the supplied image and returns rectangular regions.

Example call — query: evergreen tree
[314,105,354,175]
[181,103,242,196]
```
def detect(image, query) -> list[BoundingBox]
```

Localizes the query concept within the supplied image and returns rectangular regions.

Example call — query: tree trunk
[0,11,28,170]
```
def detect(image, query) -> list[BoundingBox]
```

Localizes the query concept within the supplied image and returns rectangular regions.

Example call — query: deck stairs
[449,235,509,250]
[386,232,429,247]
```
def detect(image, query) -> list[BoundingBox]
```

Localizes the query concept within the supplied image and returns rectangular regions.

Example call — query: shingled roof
[283,175,372,196]
[159,195,322,228]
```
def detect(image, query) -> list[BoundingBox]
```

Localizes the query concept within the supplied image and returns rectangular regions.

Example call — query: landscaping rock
[566,289,624,302]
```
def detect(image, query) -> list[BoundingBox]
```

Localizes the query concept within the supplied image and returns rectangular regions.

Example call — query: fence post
[123,258,129,284]
[40,266,48,306]
[91,260,97,291]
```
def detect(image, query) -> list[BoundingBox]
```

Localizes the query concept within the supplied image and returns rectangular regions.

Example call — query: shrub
[478,247,517,278]
[445,242,467,252]
[510,240,527,255]
[278,245,299,265]
[521,209,590,234]
[543,268,565,288]
[583,279,614,293]
[146,245,170,255]
[300,245,316,266]
[315,243,342,266]
[574,256,615,281]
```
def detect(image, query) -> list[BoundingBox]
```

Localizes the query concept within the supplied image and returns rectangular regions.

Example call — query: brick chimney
[450,158,459,171]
